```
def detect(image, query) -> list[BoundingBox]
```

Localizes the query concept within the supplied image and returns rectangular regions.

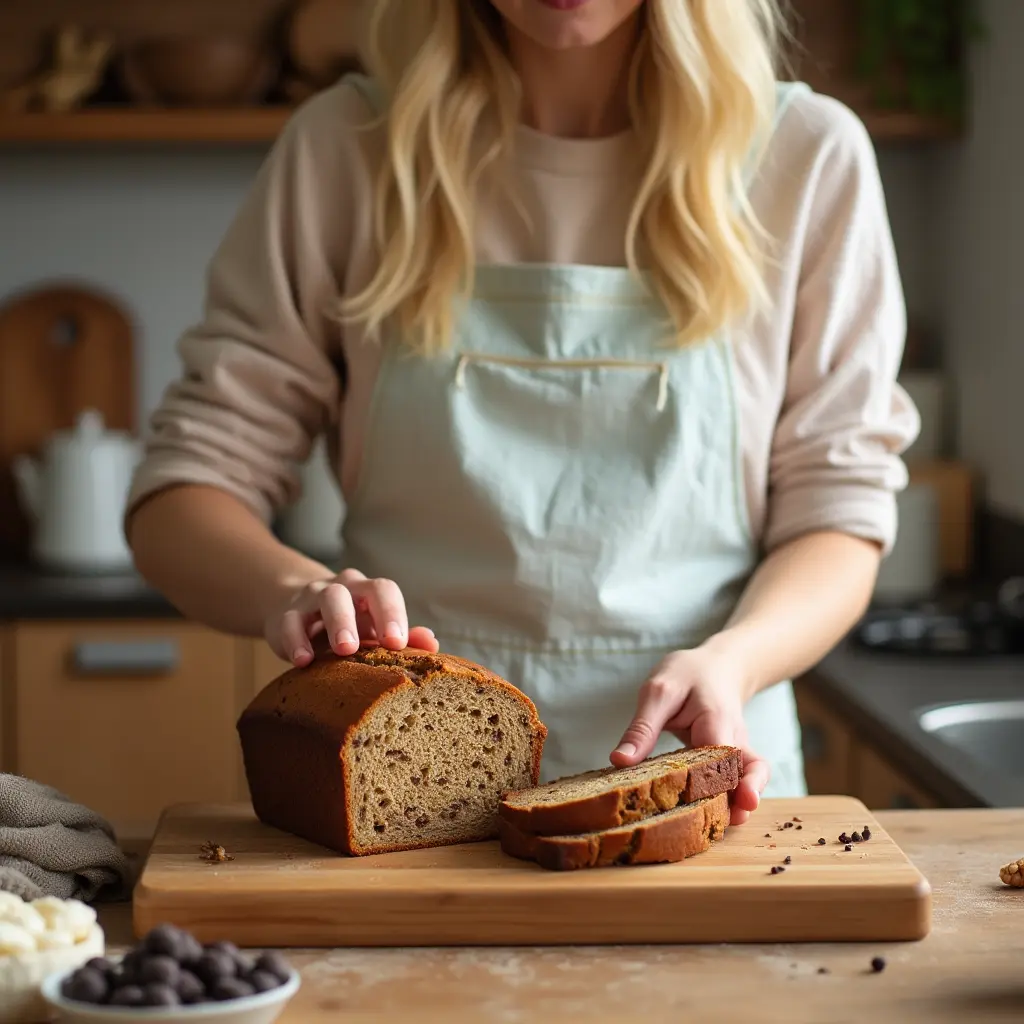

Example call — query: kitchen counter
[0,564,175,619]
[813,641,1023,809]
[97,809,1022,1023]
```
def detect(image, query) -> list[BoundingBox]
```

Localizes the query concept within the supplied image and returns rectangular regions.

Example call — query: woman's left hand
[609,646,770,826]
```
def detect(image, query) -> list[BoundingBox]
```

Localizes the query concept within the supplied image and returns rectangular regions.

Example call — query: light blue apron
[340,79,809,796]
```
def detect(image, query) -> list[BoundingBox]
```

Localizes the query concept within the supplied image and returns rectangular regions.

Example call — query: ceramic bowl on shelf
[39,966,300,1024]
[120,35,277,107]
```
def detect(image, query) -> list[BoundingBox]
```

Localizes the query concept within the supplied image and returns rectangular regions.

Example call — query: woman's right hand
[264,568,439,666]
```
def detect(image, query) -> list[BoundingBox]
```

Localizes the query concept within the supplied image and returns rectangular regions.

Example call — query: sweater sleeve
[763,99,920,556]
[126,86,361,525]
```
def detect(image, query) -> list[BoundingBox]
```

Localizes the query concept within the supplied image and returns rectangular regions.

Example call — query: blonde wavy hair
[342,0,784,354]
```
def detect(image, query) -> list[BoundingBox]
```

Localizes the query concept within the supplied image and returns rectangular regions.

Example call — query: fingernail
[292,649,310,663]
[384,621,403,640]
[616,742,636,757]
[337,630,357,648]
[424,628,435,637]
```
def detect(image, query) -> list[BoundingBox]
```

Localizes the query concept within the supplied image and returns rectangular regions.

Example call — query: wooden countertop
[100,809,1024,1023]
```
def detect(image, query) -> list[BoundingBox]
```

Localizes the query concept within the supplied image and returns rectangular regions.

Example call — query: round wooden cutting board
[0,283,135,561]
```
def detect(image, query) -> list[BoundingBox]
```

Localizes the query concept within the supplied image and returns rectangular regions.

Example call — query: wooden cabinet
[793,678,854,796]
[854,744,941,811]
[252,640,290,696]
[793,676,945,810]
[9,620,251,840]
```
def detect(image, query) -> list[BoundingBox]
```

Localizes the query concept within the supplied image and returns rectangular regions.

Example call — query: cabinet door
[13,621,240,841]
[854,743,941,810]
[793,678,855,795]
[251,640,290,697]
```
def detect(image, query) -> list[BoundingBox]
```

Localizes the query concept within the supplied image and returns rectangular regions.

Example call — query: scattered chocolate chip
[862,827,872,841]
[765,833,772,838]
[871,956,886,973]
[784,856,792,865]
[792,816,802,822]
[783,821,794,829]
[851,831,863,843]
[845,844,853,852]
[817,967,829,975]
[817,837,827,846]
[770,865,781,875]
[796,825,803,830]
[838,832,850,844]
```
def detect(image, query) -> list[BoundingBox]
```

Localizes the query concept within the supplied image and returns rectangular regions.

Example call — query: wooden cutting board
[0,283,135,560]
[134,796,931,947]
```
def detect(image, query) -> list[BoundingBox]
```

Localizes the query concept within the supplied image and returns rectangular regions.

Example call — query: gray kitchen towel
[0,775,134,902]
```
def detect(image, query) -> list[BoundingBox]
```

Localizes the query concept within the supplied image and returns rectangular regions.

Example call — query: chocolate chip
[862,827,872,841]
[817,966,829,975]
[176,970,205,1004]
[193,951,236,987]
[792,816,802,822]
[783,821,794,828]
[143,983,180,1007]
[254,952,292,984]
[63,968,108,1005]
[784,856,792,865]
[770,866,781,875]
[817,837,826,846]
[871,956,886,973]
[109,985,146,1007]
[211,978,255,1001]
[845,844,853,852]
[248,969,282,993]
[765,833,772,838]
[851,831,863,843]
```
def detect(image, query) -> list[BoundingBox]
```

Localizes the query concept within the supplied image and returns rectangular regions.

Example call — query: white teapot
[13,410,141,573]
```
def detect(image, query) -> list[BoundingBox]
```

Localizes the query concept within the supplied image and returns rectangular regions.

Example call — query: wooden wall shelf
[0,103,958,147]
[0,107,294,144]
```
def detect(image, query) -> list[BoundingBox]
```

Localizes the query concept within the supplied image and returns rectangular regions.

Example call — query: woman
[127,0,918,823]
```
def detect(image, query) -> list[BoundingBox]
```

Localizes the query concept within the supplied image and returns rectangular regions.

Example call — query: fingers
[611,674,682,767]
[408,626,440,653]
[318,583,360,655]
[278,608,315,666]
[729,748,770,826]
[347,577,409,650]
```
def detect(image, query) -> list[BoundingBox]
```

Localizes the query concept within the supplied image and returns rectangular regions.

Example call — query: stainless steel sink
[917,700,1024,777]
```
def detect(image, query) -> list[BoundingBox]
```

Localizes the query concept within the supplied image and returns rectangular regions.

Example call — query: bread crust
[499,792,730,871]
[497,746,741,837]
[238,646,547,855]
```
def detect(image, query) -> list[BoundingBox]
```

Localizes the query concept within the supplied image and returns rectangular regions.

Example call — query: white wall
[0,147,265,416]
[930,0,1024,519]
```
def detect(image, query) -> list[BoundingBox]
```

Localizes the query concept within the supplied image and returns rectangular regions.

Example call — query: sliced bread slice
[499,792,730,871]
[498,745,741,836]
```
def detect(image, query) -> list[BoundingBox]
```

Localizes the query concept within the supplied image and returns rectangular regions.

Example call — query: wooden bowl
[121,35,276,107]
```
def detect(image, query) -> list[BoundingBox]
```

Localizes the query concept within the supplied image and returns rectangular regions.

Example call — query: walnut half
[999,858,1023,888]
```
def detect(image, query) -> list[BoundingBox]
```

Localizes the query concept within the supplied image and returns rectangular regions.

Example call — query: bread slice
[498,746,741,836]
[238,646,547,856]
[499,792,730,871]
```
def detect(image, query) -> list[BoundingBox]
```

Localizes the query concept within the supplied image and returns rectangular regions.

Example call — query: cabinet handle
[71,640,180,677]
[890,793,921,810]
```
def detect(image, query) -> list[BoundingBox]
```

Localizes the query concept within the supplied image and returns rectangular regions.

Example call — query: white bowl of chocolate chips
[40,924,299,1023]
